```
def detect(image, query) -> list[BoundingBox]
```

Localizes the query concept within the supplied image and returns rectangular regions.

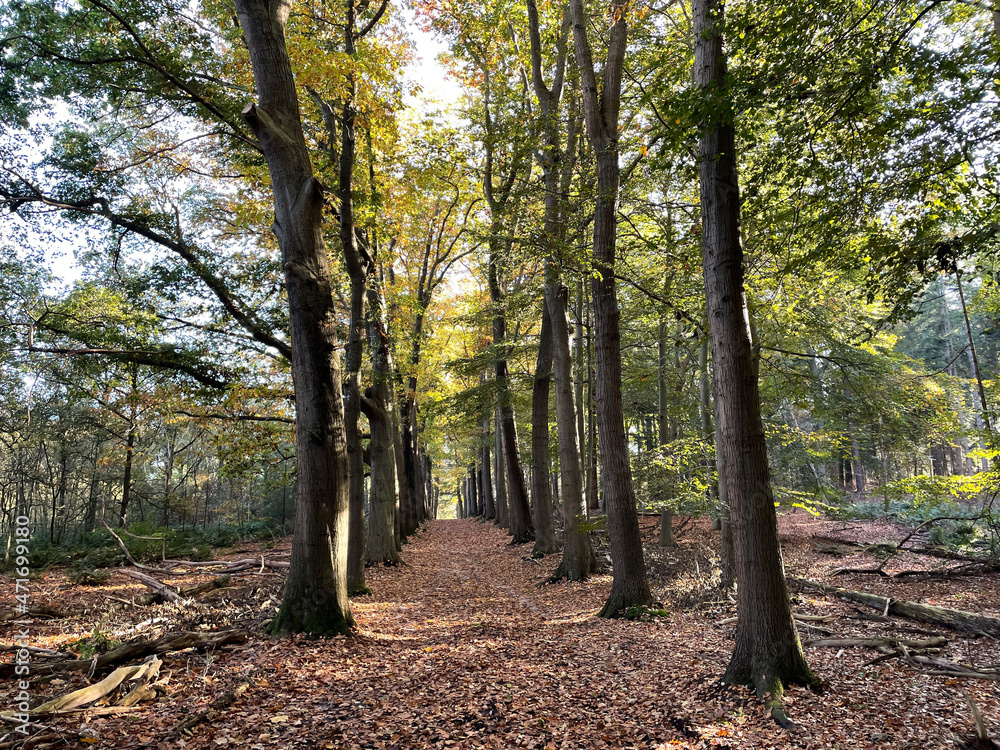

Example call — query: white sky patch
[401,11,463,115]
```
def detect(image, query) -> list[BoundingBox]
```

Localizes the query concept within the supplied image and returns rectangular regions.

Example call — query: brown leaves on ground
[2,513,999,749]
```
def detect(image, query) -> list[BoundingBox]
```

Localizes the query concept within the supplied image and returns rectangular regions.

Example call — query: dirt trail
[32,517,998,749]
[250,519,718,749]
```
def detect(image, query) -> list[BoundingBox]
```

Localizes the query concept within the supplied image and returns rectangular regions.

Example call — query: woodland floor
[3,511,1000,749]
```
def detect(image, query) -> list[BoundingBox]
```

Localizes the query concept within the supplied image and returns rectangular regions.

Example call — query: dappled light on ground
[2,515,999,748]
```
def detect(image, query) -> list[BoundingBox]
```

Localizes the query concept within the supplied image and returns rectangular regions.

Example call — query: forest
[1,0,999,747]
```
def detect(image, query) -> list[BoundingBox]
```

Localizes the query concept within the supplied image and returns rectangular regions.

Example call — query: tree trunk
[364,277,399,567]
[119,422,137,526]
[658,316,676,548]
[570,0,651,617]
[530,307,558,555]
[956,267,992,435]
[234,0,352,635]
[694,0,816,702]
[344,272,367,593]
[586,297,599,515]
[495,407,509,528]
[481,421,495,520]
[550,286,596,579]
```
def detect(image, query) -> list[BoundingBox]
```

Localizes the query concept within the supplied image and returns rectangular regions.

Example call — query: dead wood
[0,630,247,679]
[121,570,183,603]
[167,675,257,739]
[31,658,161,713]
[803,636,947,650]
[789,577,1000,638]
[0,606,62,622]
[0,646,60,656]
[135,574,232,606]
[908,654,999,681]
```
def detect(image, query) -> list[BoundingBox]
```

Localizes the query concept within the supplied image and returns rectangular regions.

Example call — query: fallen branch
[0,646,61,657]
[0,630,248,678]
[133,574,232,606]
[789,578,1000,638]
[30,658,161,713]
[0,606,62,622]
[804,636,947,651]
[167,673,258,739]
[121,570,183,603]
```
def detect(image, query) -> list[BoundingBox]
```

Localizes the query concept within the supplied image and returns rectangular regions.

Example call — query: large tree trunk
[694,0,816,702]
[502,413,534,542]
[234,0,352,635]
[585,298,599,515]
[531,306,558,555]
[570,0,651,617]
[336,18,369,596]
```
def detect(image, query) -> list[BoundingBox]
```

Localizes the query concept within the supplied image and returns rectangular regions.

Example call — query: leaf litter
[2,512,998,749]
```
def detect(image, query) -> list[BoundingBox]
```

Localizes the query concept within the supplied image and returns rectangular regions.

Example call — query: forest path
[243,519,726,749]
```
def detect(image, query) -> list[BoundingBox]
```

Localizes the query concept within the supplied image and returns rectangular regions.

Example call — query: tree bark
[481,419,495,520]
[525,0,589,570]
[119,421,137,526]
[658,316,676,548]
[694,0,816,701]
[495,407,509,528]
[570,0,651,616]
[531,305,559,555]
[234,0,352,635]
[364,275,399,567]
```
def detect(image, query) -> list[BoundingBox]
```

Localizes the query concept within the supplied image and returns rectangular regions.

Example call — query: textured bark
[551,287,596,579]
[344,269,367,593]
[495,408,509,528]
[481,422,495,520]
[234,0,352,635]
[657,317,676,548]
[390,394,407,551]
[119,420,137,525]
[364,277,399,566]
[694,0,816,700]
[570,0,651,616]
[531,307,558,556]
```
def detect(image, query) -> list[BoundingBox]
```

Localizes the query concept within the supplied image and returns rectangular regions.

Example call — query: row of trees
[2,0,998,714]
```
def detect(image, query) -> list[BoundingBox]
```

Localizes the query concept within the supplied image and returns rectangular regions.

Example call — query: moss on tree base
[266,601,354,637]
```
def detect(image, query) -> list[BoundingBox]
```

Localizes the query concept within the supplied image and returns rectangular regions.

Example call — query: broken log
[136,574,232,606]
[790,578,1000,638]
[121,570,182,603]
[0,606,62,622]
[31,658,161,713]
[0,630,247,678]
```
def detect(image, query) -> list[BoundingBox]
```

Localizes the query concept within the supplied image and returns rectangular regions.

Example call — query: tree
[233,0,353,635]
[526,0,595,578]
[692,0,819,712]
[569,0,652,616]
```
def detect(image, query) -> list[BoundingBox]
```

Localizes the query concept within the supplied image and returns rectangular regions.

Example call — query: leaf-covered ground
[3,514,999,749]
